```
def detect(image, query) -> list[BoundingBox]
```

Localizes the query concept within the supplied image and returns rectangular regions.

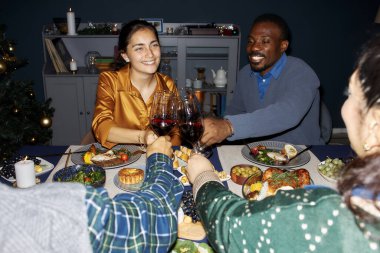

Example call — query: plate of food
[241,141,311,169]
[113,165,146,191]
[317,157,345,183]
[53,164,106,187]
[242,167,312,201]
[71,143,142,169]
[0,156,54,183]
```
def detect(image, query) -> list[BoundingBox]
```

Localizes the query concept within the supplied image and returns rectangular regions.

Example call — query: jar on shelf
[160,59,172,78]
[85,51,101,74]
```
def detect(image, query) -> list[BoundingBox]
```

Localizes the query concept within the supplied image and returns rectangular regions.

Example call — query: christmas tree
[0,24,54,161]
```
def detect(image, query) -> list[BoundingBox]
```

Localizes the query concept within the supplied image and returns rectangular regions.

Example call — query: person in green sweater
[187,34,380,252]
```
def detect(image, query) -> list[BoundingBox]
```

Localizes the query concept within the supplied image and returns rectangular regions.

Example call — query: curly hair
[338,155,380,224]
[355,34,380,109]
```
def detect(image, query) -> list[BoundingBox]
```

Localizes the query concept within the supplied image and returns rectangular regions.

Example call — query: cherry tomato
[120,153,129,161]
[84,177,91,183]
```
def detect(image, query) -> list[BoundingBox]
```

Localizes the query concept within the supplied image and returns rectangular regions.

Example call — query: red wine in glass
[150,91,178,136]
[150,117,177,136]
[178,88,207,154]
[180,118,204,145]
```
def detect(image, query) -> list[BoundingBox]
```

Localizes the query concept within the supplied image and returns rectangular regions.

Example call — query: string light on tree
[40,115,52,128]
[0,23,54,160]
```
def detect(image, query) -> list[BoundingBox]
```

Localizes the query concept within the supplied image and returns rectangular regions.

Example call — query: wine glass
[149,91,178,137]
[178,88,206,154]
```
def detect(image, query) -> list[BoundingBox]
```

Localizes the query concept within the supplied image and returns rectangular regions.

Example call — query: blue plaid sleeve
[85,153,184,253]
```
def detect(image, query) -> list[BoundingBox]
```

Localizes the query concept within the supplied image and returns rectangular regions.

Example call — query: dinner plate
[53,164,106,188]
[241,141,311,169]
[113,165,146,192]
[0,157,54,183]
[71,143,142,169]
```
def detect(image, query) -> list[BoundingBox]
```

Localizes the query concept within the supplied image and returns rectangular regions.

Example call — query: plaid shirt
[85,153,184,253]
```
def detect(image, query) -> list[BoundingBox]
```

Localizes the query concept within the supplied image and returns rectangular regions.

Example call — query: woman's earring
[363,143,372,151]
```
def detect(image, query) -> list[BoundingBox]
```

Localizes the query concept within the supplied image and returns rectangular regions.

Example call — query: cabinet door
[83,76,99,135]
[177,37,239,104]
[45,76,85,145]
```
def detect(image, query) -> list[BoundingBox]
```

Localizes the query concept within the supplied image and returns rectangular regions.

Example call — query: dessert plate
[113,165,146,192]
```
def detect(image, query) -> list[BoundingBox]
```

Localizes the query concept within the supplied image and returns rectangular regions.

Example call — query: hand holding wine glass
[149,91,178,137]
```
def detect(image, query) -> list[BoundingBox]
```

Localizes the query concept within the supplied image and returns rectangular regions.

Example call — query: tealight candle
[66,8,77,35]
[15,159,36,188]
[70,58,77,74]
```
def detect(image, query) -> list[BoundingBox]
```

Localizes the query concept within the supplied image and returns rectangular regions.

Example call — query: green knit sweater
[196,181,379,253]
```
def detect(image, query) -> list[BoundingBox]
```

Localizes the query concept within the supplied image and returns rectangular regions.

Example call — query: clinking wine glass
[150,91,178,137]
[178,88,206,154]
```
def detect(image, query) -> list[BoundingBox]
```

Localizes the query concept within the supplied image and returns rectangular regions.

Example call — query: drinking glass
[178,88,205,154]
[149,91,178,137]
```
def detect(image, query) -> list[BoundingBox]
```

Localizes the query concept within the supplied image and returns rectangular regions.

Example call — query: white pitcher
[211,67,227,88]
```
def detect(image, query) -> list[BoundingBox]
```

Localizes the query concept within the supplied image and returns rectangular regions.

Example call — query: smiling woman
[92,20,181,149]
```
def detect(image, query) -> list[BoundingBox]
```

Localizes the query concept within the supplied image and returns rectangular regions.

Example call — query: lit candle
[66,8,77,35]
[70,58,77,73]
[15,158,36,188]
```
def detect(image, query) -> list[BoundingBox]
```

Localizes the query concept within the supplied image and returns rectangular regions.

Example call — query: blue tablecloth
[0,144,355,187]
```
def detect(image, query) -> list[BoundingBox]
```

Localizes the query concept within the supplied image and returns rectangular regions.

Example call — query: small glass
[85,51,101,74]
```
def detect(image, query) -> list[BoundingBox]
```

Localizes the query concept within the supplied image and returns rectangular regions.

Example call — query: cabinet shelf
[42,22,240,145]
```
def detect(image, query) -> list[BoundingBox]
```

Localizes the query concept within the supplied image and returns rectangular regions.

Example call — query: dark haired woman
[92,19,180,148]
[186,34,380,252]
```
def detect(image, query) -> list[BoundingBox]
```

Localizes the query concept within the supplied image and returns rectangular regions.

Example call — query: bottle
[160,59,172,78]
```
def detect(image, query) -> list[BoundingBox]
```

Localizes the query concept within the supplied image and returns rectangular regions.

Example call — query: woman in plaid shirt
[0,136,184,253]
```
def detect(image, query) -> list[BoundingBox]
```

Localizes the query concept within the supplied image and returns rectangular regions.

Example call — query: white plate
[71,143,141,169]
[317,161,338,183]
[0,157,54,183]
[242,141,311,169]
[113,165,146,191]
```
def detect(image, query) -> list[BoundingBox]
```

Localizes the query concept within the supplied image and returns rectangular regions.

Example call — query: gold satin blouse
[92,64,180,148]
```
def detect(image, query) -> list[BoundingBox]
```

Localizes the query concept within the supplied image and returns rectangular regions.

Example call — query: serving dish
[113,165,146,192]
[242,167,313,201]
[71,143,142,169]
[242,141,311,169]
[0,157,54,183]
[230,164,262,185]
[53,164,106,187]
[317,160,343,183]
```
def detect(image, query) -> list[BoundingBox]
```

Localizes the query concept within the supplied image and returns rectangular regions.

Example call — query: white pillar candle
[66,8,77,35]
[15,159,36,188]
[70,58,77,72]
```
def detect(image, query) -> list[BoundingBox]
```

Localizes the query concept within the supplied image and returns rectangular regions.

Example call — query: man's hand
[201,117,232,146]
[146,136,172,157]
[186,154,214,183]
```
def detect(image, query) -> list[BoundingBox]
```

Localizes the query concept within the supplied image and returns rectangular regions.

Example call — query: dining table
[1,144,355,198]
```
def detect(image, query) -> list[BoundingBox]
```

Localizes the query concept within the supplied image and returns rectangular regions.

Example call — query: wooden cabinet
[44,76,98,145]
[42,23,240,145]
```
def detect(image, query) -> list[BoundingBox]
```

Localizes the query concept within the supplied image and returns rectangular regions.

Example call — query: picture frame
[141,18,163,33]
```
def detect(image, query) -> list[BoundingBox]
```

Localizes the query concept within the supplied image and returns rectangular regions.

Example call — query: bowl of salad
[53,164,106,187]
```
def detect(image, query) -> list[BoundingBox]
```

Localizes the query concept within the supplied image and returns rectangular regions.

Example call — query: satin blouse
[92,64,180,148]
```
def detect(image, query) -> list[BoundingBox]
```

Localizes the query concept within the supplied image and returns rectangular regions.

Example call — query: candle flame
[24,156,28,161]
[69,7,72,12]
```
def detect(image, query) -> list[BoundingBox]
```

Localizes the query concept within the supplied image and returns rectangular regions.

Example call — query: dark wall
[1,0,379,127]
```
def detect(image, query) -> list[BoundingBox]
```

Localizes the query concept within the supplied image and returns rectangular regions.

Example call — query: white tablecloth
[47,145,336,198]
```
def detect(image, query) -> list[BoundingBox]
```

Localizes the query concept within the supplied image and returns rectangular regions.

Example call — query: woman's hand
[186,154,214,183]
[146,136,172,157]
[144,130,158,146]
